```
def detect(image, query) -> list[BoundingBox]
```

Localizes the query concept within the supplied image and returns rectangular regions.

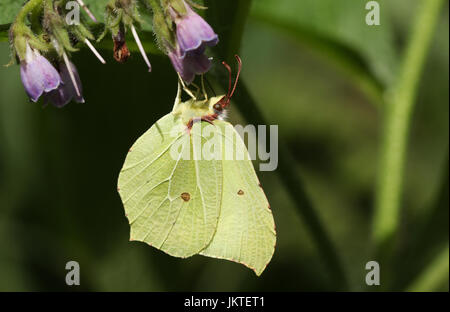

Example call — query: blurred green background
[0,0,448,291]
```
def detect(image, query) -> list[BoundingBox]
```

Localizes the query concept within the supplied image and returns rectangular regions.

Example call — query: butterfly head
[209,55,242,117]
[177,56,242,128]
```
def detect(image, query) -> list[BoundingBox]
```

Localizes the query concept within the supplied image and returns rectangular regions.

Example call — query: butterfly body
[172,95,225,126]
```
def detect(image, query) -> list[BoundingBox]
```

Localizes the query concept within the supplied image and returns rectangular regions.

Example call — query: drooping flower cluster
[20,43,61,103]
[154,0,219,84]
[19,42,86,107]
[10,0,220,107]
[10,0,104,107]
[43,60,85,107]
[166,0,219,83]
[171,2,219,56]
[103,0,219,84]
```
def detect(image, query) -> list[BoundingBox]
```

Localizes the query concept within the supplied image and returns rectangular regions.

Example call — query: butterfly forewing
[118,114,223,258]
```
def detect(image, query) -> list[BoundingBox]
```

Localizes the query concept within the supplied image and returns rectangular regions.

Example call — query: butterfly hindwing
[199,121,276,276]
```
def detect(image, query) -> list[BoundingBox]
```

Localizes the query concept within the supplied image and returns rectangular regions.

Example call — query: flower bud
[113,28,131,63]
[169,0,218,57]
[20,44,61,102]
[168,46,211,84]
[44,61,84,107]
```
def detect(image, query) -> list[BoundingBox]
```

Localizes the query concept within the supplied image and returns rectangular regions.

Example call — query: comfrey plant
[9,0,105,107]
[102,0,218,83]
[9,0,218,106]
[6,1,278,276]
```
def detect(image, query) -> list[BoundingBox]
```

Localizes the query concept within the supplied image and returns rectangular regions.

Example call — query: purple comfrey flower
[170,1,219,57]
[44,61,84,108]
[20,44,61,102]
[169,46,211,84]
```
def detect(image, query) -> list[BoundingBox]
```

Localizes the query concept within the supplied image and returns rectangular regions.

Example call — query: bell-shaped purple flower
[44,61,85,107]
[169,46,211,84]
[20,44,61,102]
[170,1,219,57]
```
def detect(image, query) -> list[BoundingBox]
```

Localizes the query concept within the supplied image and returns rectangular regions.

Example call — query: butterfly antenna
[221,55,242,108]
[222,61,233,98]
[229,55,242,99]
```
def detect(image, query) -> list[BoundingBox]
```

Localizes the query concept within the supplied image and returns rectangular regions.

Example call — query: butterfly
[118,56,276,275]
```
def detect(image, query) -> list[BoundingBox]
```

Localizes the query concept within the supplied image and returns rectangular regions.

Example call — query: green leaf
[0,0,23,25]
[0,0,20,41]
[82,0,153,32]
[251,0,398,89]
[0,0,108,26]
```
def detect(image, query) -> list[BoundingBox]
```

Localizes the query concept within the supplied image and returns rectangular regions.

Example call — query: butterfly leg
[172,81,182,111]
[201,115,217,125]
[201,75,208,101]
[178,73,197,100]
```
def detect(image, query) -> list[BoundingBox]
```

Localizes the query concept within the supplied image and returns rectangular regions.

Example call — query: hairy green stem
[146,0,175,49]
[10,0,52,59]
[147,0,163,14]
[373,0,445,246]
